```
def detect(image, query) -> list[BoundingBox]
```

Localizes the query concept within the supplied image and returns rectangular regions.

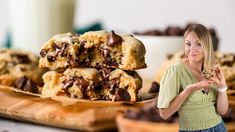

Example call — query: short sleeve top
[157,61,221,130]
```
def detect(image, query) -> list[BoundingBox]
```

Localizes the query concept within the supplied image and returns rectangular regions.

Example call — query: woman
[157,24,228,132]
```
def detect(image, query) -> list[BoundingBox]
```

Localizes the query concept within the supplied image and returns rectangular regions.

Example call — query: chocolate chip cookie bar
[42,68,142,101]
[201,68,217,79]
[0,49,46,86]
[39,31,146,70]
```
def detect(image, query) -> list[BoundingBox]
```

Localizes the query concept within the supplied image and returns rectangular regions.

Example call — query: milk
[8,0,75,54]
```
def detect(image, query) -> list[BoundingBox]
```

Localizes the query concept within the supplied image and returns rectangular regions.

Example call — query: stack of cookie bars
[39,30,146,102]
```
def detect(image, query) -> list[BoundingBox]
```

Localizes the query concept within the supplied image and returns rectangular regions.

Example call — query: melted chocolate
[115,88,131,101]
[107,30,123,46]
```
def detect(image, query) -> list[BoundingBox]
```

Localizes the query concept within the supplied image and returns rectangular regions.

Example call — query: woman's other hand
[211,66,228,115]
[211,66,227,88]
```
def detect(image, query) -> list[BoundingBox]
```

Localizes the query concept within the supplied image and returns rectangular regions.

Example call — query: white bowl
[135,35,184,81]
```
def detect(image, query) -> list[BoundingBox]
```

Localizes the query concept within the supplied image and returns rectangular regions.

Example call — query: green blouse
[157,61,221,131]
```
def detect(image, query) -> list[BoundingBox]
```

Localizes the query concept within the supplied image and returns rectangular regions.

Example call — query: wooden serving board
[0,85,151,131]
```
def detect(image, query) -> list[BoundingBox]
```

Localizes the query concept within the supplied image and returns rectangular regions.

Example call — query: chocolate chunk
[47,55,55,62]
[84,48,90,55]
[60,42,68,50]
[62,77,89,97]
[40,49,47,57]
[100,48,111,59]
[125,70,135,76]
[109,78,120,90]
[100,48,118,68]
[62,79,74,89]
[93,82,102,91]
[109,88,116,95]
[115,88,131,101]
[107,30,123,46]
[76,77,89,90]
[14,76,39,94]
[103,58,118,68]
[53,43,60,50]
[54,43,69,57]
[24,79,39,93]
[60,43,69,56]
[77,43,94,67]
[66,54,76,67]
[149,81,160,93]
[109,78,120,95]
[18,55,31,63]
[12,54,31,64]
[79,58,91,67]
[14,76,28,90]
[100,68,112,80]
[62,77,90,96]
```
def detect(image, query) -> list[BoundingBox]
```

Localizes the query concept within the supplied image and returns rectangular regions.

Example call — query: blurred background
[0,0,234,80]
[0,0,235,131]
[0,0,235,52]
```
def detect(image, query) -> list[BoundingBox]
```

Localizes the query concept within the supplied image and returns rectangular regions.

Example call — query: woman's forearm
[159,85,193,119]
[216,91,228,115]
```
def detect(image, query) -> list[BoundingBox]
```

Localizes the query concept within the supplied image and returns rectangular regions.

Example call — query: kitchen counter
[0,117,76,132]
[0,118,118,132]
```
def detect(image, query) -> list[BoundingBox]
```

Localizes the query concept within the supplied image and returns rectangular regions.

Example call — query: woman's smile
[189,53,199,56]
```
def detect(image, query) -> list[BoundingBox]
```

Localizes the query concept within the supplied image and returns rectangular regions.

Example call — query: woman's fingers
[191,80,212,92]
[199,80,213,88]
[210,66,227,88]
[215,66,225,79]
[210,77,219,85]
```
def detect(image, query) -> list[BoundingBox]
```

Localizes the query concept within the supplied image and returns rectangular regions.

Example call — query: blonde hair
[184,24,214,71]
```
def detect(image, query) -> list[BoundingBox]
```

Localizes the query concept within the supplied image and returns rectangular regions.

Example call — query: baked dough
[0,49,46,86]
[39,31,146,70]
[42,68,142,102]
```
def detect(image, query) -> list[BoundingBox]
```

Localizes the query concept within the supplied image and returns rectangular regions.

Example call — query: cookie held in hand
[201,68,217,79]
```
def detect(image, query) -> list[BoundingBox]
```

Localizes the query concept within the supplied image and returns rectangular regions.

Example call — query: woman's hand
[211,66,227,88]
[187,79,213,93]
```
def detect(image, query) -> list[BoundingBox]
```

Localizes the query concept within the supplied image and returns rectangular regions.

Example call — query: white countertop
[0,118,76,132]
[0,118,118,132]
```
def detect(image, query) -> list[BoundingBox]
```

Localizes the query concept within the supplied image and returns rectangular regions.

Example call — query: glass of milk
[7,0,76,54]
